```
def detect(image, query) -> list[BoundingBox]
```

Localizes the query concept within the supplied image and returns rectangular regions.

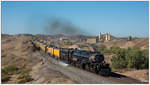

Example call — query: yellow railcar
[47,47,51,53]
[50,48,54,55]
[47,47,54,55]
[53,48,60,58]
[40,44,46,52]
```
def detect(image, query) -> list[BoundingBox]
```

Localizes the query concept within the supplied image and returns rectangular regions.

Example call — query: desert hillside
[2,34,75,84]
[98,38,149,50]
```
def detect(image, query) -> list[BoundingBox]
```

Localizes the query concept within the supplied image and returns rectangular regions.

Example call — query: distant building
[105,33,111,41]
[97,32,111,42]
[59,37,69,41]
[99,32,102,41]
[128,36,132,41]
[87,37,98,44]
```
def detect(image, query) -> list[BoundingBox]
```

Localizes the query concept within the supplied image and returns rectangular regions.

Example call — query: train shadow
[109,72,126,78]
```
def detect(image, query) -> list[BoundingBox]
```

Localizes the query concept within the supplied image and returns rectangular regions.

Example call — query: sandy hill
[132,38,149,50]
[98,38,149,50]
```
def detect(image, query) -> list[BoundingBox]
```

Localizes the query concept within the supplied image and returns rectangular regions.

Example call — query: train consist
[32,39,111,76]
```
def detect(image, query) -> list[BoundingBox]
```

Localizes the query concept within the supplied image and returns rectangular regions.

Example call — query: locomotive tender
[33,39,111,76]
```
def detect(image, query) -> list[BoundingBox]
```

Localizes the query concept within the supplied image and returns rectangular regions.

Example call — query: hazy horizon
[2,33,149,38]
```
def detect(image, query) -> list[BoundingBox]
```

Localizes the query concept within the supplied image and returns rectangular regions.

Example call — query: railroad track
[37,50,148,84]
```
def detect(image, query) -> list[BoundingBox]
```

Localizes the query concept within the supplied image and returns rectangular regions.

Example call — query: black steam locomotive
[33,39,111,76]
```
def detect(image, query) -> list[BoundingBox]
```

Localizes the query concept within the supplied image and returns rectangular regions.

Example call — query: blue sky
[2,1,149,37]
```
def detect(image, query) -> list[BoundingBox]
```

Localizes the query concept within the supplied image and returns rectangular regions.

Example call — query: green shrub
[142,49,149,57]
[111,48,149,70]
[111,49,127,69]
[17,69,33,83]
[110,46,121,54]
[64,42,73,45]
[98,44,107,53]
[2,65,18,74]
[1,65,18,83]
[126,48,148,69]
[18,75,33,83]
[1,74,10,83]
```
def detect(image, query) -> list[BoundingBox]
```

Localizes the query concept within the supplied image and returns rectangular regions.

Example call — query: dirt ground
[117,69,149,83]
[1,34,149,84]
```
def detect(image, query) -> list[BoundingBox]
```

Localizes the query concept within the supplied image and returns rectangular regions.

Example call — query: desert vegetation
[97,45,149,70]
[2,65,33,84]
[2,65,19,83]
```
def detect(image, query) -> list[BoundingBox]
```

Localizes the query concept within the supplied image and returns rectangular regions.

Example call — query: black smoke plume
[45,17,88,36]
